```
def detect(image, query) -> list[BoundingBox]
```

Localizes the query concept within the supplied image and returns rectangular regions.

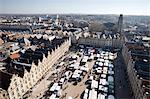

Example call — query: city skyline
[0,0,150,15]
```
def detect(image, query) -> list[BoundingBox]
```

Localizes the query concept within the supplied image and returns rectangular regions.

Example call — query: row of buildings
[122,44,149,99]
[121,30,150,99]
[0,33,71,99]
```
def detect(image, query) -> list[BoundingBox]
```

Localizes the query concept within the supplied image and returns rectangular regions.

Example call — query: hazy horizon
[0,0,149,16]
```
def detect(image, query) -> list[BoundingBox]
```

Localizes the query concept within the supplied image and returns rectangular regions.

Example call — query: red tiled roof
[10,53,20,59]
[0,38,4,45]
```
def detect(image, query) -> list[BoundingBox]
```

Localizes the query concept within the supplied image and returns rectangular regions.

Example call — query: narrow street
[114,52,133,99]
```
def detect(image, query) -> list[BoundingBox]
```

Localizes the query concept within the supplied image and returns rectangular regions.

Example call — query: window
[26,85,28,89]
[29,82,32,86]
[16,88,19,91]
[22,89,24,93]
[12,92,14,96]
[15,82,17,86]
[18,93,20,97]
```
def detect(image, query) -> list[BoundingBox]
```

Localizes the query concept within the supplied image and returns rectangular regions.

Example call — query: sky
[0,0,150,15]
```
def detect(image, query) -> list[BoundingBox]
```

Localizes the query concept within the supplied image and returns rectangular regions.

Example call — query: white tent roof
[71,54,78,59]
[50,83,58,91]
[65,71,71,77]
[97,54,100,57]
[74,65,79,69]
[74,70,82,74]
[99,62,103,66]
[99,58,105,62]
[103,67,108,71]
[55,85,61,91]
[95,61,99,65]
[99,85,108,92]
[108,64,114,68]
[85,89,89,93]
[99,85,103,89]
[89,76,93,80]
[82,56,88,62]
[96,68,102,73]
[103,67,108,74]
[98,93,105,99]
[91,80,98,89]
[108,95,115,99]
[72,73,80,78]
[104,62,109,66]
[108,76,114,82]
[59,62,64,66]
[109,55,114,60]
[80,66,89,72]
[70,64,75,68]
[83,93,88,99]
[108,70,114,75]
[91,89,97,99]
[104,56,108,59]
[99,79,108,85]
[60,78,65,83]
[101,74,107,78]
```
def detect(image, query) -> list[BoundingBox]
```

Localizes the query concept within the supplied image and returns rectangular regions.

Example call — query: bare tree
[89,22,104,32]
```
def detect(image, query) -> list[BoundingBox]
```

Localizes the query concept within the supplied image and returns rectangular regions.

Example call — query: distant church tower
[117,14,125,47]
[55,14,60,26]
[117,14,123,33]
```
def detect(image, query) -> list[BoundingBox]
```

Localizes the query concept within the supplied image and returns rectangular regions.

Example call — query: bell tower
[117,14,125,48]
[117,14,123,33]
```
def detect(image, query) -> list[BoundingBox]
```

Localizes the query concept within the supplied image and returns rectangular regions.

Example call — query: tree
[89,22,104,32]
